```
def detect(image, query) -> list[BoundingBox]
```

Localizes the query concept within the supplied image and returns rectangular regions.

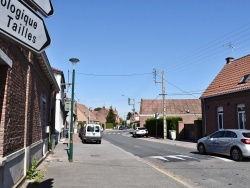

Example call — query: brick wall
[0,37,53,157]
[202,90,250,136]
[0,65,8,156]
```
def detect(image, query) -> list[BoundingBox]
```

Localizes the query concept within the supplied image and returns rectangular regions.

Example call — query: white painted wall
[54,73,65,143]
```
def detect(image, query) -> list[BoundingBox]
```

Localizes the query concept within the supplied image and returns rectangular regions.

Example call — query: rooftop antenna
[223,42,237,58]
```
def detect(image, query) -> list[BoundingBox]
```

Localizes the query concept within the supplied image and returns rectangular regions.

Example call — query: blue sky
[45,0,250,118]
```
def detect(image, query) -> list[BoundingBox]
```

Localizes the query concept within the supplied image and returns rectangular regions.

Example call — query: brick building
[139,99,202,127]
[0,37,59,188]
[201,56,250,136]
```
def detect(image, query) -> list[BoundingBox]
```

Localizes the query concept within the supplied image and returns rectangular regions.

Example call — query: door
[204,131,225,153]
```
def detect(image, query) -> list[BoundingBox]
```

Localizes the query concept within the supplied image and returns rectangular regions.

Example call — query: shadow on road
[26,178,54,188]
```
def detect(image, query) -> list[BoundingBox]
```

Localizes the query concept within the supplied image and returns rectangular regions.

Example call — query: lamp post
[88,107,93,124]
[69,58,79,162]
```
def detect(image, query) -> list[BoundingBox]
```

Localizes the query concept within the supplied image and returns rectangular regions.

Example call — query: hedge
[106,123,114,129]
[145,116,182,139]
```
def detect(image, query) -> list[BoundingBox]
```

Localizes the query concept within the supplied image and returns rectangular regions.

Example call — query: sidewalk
[22,133,196,188]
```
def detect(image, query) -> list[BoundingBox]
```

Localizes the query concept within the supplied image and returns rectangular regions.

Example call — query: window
[224,131,237,138]
[95,126,100,132]
[87,126,94,132]
[237,104,246,129]
[40,95,47,127]
[217,107,223,129]
[238,74,250,84]
[210,131,225,138]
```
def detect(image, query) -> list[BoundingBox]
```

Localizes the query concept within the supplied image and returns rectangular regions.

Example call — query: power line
[76,72,152,77]
[157,22,250,73]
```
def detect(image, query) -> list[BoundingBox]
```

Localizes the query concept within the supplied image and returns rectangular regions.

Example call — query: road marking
[152,165,193,188]
[212,156,234,162]
[166,155,186,160]
[150,155,198,162]
[151,156,169,161]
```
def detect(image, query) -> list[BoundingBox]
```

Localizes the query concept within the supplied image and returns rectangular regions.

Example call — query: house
[52,68,66,144]
[140,99,202,140]
[76,103,99,127]
[140,99,201,126]
[94,107,120,127]
[200,55,250,136]
[0,37,59,188]
[76,105,120,129]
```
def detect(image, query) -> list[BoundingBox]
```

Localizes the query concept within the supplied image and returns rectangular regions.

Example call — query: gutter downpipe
[201,98,207,136]
[24,62,31,177]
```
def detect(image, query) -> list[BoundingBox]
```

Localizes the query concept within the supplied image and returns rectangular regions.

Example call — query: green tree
[94,107,102,111]
[127,112,132,120]
[106,106,116,126]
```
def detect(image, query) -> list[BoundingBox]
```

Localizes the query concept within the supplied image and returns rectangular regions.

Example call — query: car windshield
[242,132,250,138]
[87,126,94,132]
[95,126,100,132]
[87,125,100,132]
[138,128,146,130]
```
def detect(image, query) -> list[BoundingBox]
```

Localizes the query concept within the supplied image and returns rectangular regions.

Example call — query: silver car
[133,127,148,138]
[197,129,250,161]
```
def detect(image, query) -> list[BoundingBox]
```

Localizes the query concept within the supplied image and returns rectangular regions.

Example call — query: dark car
[119,126,125,130]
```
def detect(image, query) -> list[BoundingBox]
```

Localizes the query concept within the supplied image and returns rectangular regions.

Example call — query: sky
[44,0,250,118]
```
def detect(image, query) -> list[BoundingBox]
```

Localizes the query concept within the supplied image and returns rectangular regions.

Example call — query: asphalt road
[103,129,250,188]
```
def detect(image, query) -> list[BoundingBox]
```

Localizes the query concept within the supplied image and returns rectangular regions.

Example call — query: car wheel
[198,143,206,154]
[146,134,148,137]
[231,147,243,161]
[99,140,101,144]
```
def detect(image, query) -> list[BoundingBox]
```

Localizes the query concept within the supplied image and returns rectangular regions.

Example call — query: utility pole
[162,71,167,140]
[153,69,167,139]
[128,98,135,128]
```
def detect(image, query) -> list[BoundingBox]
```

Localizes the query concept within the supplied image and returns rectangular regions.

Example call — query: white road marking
[151,156,169,161]
[212,156,234,162]
[165,155,186,160]
[150,155,199,161]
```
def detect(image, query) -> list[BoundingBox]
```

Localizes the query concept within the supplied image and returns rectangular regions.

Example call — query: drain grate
[90,155,100,157]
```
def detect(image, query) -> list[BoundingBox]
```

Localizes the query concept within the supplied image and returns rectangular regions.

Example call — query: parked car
[79,127,84,139]
[133,127,148,137]
[82,124,102,144]
[119,125,125,130]
[197,129,250,161]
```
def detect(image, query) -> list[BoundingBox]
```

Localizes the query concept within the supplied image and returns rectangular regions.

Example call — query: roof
[36,52,60,92]
[140,99,201,115]
[76,103,98,122]
[201,55,250,98]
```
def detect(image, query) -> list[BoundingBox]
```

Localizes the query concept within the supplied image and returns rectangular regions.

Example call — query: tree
[94,107,102,111]
[127,111,138,120]
[106,106,116,126]
[127,112,132,120]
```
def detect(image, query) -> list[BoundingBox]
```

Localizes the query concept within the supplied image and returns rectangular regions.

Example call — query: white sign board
[28,0,54,17]
[0,0,51,53]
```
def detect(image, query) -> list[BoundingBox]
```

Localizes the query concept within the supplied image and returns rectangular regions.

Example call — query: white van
[82,124,102,144]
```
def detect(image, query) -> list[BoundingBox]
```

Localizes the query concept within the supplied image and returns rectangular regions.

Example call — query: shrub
[145,116,182,139]
[26,158,44,183]
[106,123,114,129]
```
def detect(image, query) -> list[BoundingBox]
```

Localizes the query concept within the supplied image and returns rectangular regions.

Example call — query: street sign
[0,0,51,53]
[28,0,54,17]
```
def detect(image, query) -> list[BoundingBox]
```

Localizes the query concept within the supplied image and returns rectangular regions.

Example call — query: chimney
[226,57,234,64]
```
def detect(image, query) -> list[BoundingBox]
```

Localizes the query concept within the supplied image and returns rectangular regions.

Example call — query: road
[103,129,250,188]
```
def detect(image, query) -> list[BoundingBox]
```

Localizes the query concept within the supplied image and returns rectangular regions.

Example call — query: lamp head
[69,58,80,63]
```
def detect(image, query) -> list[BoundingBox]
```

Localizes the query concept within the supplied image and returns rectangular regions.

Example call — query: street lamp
[88,107,93,124]
[69,58,79,162]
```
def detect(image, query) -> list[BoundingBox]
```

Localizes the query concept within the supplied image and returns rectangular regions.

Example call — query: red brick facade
[0,37,56,156]
[202,90,250,136]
